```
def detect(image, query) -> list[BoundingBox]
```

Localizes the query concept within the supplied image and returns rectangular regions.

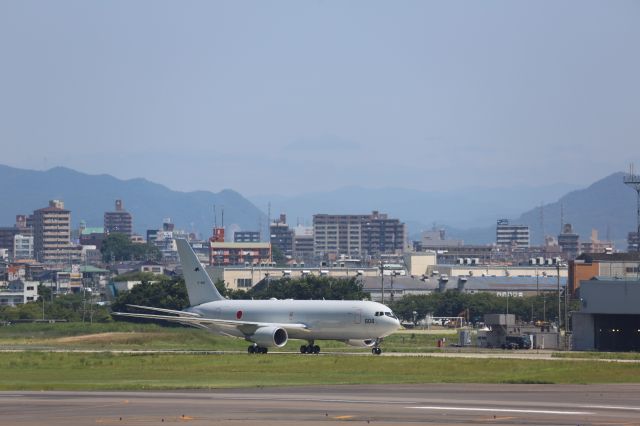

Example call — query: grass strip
[1,352,639,391]
[552,351,640,360]
[0,322,451,352]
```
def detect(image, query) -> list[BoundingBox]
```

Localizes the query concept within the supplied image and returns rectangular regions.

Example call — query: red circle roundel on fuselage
[236,310,243,320]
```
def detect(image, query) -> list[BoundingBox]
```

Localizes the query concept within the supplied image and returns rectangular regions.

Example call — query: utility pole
[557,262,562,349]
[380,261,385,304]
[565,271,569,350]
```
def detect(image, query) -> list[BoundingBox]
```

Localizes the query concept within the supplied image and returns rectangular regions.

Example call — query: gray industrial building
[572,278,640,351]
[361,275,565,302]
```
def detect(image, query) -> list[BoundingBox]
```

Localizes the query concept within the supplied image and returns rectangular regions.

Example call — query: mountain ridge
[1,164,635,248]
[0,164,266,238]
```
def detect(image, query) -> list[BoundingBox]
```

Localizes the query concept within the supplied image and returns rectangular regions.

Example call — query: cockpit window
[384,311,398,319]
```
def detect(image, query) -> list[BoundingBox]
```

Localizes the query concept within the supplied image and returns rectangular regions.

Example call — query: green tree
[0,292,112,323]
[271,245,287,266]
[101,233,161,263]
[248,276,369,300]
[111,276,189,313]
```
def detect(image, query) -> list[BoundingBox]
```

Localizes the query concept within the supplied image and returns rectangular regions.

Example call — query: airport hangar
[572,277,640,351]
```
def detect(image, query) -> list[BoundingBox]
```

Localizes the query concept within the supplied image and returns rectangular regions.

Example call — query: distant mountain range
[251,173,637,247]
[510,172,636,247]
[0,164,266,238]
[1,164,635,248]
[250,183,579,239]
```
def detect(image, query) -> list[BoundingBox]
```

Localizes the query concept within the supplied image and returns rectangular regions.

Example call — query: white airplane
[114,239,400,355]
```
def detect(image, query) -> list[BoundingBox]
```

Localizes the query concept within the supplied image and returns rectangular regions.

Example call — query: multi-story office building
[558,223,580,260]
[313,214,367,259]
[234,231,261,243]
[146,229,159,245]
[33,200,78,264]
[104,199,133,236]
[628,232,640,252]
[361,213,406,257]
[293,225,314,262]
[270,214,294,259]
[496,219,530,249]
[313,211,405,259]
[0,227,20,257]
[580,229,613,254]
[209,242,272,266]
[13,234,34,260]
[0,215,33,259]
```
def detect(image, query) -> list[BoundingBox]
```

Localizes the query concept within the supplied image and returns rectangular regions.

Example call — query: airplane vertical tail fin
[175,238,224,306]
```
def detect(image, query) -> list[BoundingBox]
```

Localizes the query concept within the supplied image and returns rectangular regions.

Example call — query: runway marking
[408,406,593,415]
[333,415,354,419]
[479,416,516,422]
[581,405,640,411]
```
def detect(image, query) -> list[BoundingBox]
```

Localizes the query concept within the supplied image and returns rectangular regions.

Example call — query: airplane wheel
[305,345,314,354]
[248,345,255,354]
[261,347,268,354]
[300,345,307,354]
[372,347,382,355]
[313,345,320,354]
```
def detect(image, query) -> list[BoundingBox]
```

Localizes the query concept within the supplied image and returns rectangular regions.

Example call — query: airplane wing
[125,304,201,317]
[112,311,310,336]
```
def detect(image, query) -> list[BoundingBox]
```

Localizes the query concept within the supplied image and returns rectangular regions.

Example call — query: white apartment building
[0,280,39,306]
[13,234,34,260]
[496,219,530,249]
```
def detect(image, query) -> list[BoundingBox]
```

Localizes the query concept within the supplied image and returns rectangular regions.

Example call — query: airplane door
[353,308,362,324]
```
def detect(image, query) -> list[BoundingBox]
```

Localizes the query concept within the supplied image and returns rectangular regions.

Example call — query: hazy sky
[1,1,638,195]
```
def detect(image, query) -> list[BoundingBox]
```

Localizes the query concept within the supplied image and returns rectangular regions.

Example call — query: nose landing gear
[371,338,383,355]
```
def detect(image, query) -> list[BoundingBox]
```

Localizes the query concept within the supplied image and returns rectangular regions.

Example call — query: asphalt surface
[2,384,640,425]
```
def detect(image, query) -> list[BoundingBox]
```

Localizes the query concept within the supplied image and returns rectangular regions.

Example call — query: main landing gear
[371,338,383,355]
[248,344,268,354]
[299,341,320,354]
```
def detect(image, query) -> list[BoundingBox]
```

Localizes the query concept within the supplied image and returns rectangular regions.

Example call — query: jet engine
[343,339,376,347]
[249,326,288,348]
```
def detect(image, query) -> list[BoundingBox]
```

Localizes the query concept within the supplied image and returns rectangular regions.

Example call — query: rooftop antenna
[221,206,225,228]
[560,202,564,233]
[624,163,640,252]
[268,202,271,225]
[213,205,217,228]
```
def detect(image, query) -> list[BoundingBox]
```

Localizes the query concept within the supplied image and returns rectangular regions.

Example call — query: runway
[2,347,640,363]
[2,384,640,425]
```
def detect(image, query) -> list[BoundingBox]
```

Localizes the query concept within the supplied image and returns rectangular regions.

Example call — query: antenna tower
[624,163,640,252]
[540,201,545,245]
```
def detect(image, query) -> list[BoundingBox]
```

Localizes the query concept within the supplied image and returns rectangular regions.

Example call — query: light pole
[390,271,398,303]
[556,262,564,349]
[380,261,385,304]
[564,267,569,349]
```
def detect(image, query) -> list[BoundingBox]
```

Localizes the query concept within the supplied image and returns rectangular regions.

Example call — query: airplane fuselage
[188,299,399,341]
